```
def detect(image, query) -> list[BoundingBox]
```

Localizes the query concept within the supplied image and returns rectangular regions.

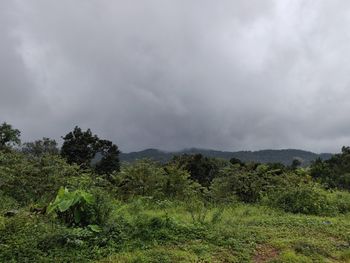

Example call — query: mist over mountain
[120,148,332,165]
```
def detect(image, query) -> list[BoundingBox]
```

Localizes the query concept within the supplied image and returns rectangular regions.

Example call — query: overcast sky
[2,1,350,153]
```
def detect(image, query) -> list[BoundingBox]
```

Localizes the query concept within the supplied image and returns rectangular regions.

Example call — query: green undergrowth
[1,199,349,262]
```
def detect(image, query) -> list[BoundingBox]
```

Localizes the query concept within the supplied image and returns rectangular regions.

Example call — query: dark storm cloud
[1,0,350,152]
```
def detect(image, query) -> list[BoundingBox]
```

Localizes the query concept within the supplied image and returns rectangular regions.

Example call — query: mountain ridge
[120,148,333,165]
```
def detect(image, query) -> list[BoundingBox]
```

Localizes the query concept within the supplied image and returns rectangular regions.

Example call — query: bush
[310,147,350,190]
[114,160,203,201]
[266,184,337,215]
[0,212,106,262]
[0,212,53,262]
[163,164,196,200]
[210,165,306,203]
[328,190,350,214]
[115,160,166,200]
[0,151,81,204]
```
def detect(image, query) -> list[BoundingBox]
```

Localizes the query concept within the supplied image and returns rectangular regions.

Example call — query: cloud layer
[1,0,350,153]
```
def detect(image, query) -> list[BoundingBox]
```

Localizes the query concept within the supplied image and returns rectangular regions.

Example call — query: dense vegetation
[0,122,349,262]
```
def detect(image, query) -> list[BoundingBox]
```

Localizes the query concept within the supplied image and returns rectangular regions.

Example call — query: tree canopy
[22,137,59,157]
[61,126,120,174]
[0,122,21,151]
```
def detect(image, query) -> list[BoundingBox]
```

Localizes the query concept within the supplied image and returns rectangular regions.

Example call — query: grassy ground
[98,202,350,263]
[1,201,350,262]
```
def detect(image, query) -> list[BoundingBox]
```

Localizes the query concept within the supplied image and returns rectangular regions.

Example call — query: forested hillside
[121,148,332,166]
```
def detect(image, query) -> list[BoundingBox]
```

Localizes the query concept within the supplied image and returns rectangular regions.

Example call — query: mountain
[120,148,333,166]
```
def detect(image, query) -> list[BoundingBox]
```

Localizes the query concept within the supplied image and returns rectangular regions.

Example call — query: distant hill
[120,148,333,166]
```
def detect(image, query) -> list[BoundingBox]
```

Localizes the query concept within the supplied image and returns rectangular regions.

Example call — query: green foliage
[94,139,120,175]
[171,154,223,187]
[1,127,350,262]
[104,247,199,263]
[0,212,109,262]
[47,187,94,226]
[185,198,209,224]
[310,146,350,190]
[327,190,350,214]
[229,157,245,166]
[163,164,200,200]
[61,126,98,168]
[273,250,312,262]
[47,187,112,227]
[0,122,20,151]
[115,160,166,199]
[0,216,4,231]
[340,249,350,261]
[211,164,305,203]
[61,126,120,174]
[266,184,337,215]
[291,158,302,169]
[1,200,349,262]
[22,137,59,157]
[0,191,18,213]
[0,151,81,204]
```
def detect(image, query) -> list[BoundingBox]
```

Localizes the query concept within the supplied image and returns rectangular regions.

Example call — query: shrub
[0,212,105,262]
[115,160,166,200]
[0,151,81,204]
[266,184,337,215]
[328,190,350,214]
[163,164,195,200]
[310,147,350,190]
[211,164,310,204]
[210,166,264,203]
[0,212,69,262]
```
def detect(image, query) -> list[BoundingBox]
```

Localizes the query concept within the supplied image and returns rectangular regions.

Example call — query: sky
[1,0,350,153]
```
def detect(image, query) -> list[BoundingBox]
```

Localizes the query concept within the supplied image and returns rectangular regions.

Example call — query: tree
[310,146,350,190]
[0,122,21,151]
[163,164,196,200]
[291,158,302,170]
[94,139,120,174]
[61,126,120,174]
[229,157,244,166]
[171,154,221,187]
[61,126,98,168]
[22,137,59,157]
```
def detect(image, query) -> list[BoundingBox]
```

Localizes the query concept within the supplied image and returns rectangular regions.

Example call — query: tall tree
[0,122,21,151]
[61,126,98,168]
[61,126,120,174]
[94,139,120,174]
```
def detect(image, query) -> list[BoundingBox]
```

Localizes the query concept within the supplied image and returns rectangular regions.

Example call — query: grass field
[3,199,348,262]
[96,202,350,263]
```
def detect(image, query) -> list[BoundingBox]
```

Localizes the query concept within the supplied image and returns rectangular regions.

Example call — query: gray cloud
[1,0,350,153]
